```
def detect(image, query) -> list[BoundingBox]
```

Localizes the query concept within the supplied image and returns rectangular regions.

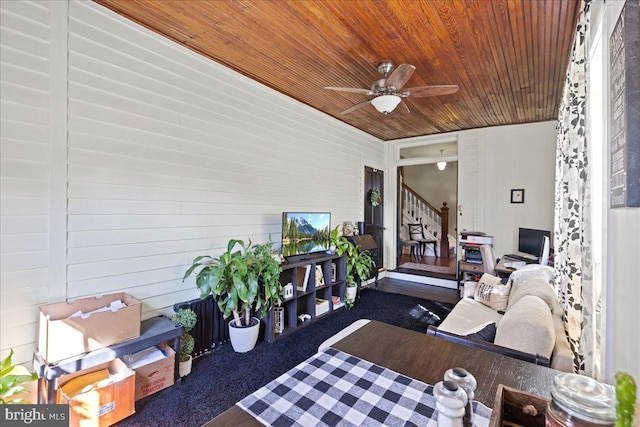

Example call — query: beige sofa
[428,266,573,372]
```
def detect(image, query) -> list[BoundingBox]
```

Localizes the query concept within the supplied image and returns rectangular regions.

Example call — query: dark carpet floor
[115,288,454,427]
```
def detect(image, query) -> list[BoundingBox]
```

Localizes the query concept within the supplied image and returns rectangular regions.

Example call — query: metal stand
[33,316,182,404]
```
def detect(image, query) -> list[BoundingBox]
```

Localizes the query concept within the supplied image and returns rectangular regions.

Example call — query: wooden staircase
[400,183,450,258]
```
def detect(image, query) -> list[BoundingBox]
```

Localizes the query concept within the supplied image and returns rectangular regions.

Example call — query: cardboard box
[57,358,135,427]
[38,292,141,363]
[130,342,175,401]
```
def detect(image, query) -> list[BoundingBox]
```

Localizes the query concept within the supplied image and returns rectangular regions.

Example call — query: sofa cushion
[550,315,573,372]
[495,295,555,359]
[507,277,561,314]
[474,273,511,311]
[438,298,504,336]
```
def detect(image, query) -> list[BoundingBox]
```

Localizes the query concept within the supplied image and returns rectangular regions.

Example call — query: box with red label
[127,342,176,400]
[38,292,141,363]
[57,358,135,427]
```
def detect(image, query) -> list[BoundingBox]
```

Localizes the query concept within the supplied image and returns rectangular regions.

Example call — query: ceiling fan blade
[340,100,371,114]
[324,86,374,95]
[397,100,410,114]
[403,85,459,97]
[385,64,416,90]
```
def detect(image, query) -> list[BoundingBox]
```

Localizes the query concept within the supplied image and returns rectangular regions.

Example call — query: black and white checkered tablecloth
[237,347,492,427]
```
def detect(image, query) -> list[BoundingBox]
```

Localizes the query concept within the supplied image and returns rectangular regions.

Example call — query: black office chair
[408,223,438,258]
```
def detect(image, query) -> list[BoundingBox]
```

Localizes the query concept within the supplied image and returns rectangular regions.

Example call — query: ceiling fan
[325,61,458,115]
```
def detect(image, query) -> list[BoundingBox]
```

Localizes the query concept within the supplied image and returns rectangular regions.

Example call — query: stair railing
[401,183,450,257]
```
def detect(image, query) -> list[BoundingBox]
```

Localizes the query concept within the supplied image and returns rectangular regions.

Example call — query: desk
[495,257,518,277]
[206,320,559,426]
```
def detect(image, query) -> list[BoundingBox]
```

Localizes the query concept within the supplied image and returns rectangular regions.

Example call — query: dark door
[364,166,383,268]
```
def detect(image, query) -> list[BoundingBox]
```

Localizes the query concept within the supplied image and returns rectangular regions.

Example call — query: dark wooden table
[204,320,559,427]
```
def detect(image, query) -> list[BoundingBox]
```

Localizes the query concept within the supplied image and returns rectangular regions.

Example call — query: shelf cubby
[262,253,346,343]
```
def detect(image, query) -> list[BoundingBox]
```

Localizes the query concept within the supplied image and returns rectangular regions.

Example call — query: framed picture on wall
[511,189,525,204]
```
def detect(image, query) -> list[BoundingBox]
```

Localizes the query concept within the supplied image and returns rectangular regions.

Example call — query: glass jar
[546,373,616,427]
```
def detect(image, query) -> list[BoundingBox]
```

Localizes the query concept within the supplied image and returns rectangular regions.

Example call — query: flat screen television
[281,212,331,259]
[518,227,551,263]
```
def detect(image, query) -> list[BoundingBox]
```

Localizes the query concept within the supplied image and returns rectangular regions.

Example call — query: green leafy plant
[329,226,341,250]
[1,349,37,404]
[615,371,637,427]
[171,308,197,362]
[334,235,375,307]
[183,239,283,328]
[369,189,382,206]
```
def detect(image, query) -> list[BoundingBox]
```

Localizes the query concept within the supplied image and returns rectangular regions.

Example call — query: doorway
[394,140,458,279]
[364,166,383,268]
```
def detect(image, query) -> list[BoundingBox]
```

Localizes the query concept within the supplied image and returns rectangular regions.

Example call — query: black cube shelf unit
[262,253,346,343]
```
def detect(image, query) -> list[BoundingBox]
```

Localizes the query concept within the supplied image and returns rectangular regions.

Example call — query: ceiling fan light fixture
[371,95,401,114]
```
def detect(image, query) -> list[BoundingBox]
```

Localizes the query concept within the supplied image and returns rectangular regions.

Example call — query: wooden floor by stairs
[375,276,460,305]
[394,254,457,280]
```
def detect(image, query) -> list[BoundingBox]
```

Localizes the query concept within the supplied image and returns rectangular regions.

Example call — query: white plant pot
[179,355,192,377]
[346,286,357,303]
[229,317,260,353]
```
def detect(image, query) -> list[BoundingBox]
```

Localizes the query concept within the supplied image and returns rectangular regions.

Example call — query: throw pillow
[464,322,497,342]
[474,273,511,311]
[508,265,555,288]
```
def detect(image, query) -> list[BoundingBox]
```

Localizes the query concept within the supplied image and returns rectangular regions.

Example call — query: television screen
[282,212,331,258]
[518,227,551,259]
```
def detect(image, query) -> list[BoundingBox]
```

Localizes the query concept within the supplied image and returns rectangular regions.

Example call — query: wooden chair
[400,238,421,261]
[408,223,438,257]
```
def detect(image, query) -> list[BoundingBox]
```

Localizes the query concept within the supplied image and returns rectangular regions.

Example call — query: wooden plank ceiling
[94,0,581,141]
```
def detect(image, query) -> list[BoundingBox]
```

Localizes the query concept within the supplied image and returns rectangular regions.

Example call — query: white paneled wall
[0,0,53,364]
[456,123,557,257]
[392,122,556,261]
[0,0,384,364]
[458,132,481,234]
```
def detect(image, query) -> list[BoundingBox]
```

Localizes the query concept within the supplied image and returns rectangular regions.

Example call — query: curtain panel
[553,0,596,376]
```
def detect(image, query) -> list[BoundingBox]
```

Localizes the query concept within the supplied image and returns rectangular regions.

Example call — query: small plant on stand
[172,308,197,377]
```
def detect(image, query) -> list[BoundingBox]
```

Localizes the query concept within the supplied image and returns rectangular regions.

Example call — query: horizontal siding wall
[0,0,52,363]
[64,4,382,316]
[0,0,384,365]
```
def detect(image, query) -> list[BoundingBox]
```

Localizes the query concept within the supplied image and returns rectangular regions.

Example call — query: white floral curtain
[553,0,597,376]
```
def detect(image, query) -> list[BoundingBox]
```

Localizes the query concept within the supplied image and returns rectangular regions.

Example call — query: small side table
[457,260,485,290]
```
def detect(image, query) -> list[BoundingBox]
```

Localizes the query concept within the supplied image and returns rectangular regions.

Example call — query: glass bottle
[546,373,616,427]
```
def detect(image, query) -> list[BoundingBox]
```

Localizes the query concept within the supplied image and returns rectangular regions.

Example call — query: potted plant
[329,226,341,253]
[171,308,197,377]
[183,239,283,353]
[1,349,38,404]
[334,235,375,307]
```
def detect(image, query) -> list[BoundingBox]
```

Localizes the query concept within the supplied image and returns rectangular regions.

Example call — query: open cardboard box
[57,358,135,427]
[38,292,141,363]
